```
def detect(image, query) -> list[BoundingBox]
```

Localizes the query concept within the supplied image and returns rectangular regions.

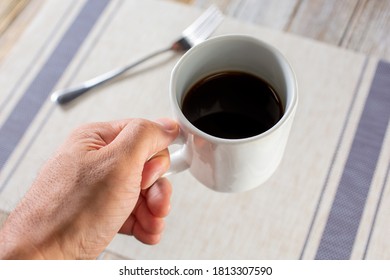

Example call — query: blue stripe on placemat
[315,60,390,260]
[363,162,390,259]
[299,58,369,260]
[0,0,78,114]
[0,0,110,172]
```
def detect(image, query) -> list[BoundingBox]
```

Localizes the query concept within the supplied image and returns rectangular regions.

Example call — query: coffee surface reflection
[181,71,284,139]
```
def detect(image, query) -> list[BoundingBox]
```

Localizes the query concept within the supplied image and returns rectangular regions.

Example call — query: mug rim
[170,34,298,144]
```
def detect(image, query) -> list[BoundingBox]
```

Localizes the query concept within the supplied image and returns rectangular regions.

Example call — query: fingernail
[156,118,178,132]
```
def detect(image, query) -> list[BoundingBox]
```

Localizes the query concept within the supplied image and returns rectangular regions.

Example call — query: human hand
[0,118,179,259]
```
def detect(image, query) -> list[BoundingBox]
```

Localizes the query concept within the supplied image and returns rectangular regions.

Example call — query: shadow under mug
[168,34,298,193]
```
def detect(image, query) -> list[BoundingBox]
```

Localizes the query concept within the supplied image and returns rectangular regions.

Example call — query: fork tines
[182,5,224,47]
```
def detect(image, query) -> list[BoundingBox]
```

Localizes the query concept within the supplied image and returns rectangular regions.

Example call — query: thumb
[108,118,179,163]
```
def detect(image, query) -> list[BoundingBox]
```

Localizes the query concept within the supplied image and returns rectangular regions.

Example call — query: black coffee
[181,71,283,139]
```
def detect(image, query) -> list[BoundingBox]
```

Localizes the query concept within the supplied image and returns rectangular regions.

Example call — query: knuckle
[71,122,98,136]
[128,119,157,142]
[149,218,165,234]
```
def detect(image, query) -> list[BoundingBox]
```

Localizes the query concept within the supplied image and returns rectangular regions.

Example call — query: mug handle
[164,130,189,176]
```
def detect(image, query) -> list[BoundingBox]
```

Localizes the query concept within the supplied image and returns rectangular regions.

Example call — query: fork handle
[51,46,172,105]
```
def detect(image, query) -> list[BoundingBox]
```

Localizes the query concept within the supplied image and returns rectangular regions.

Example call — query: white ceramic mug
[168,34,298,192]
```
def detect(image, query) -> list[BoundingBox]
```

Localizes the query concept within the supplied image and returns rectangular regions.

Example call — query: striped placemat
[0,0,389,260]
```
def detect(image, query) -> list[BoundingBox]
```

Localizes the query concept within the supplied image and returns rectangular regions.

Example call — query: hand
[0,118,179,259]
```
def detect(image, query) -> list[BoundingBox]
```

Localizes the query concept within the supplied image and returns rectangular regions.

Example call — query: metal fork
[51,6,224,105]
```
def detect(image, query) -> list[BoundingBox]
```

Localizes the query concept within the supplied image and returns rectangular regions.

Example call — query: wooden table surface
[1,0,389,62]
